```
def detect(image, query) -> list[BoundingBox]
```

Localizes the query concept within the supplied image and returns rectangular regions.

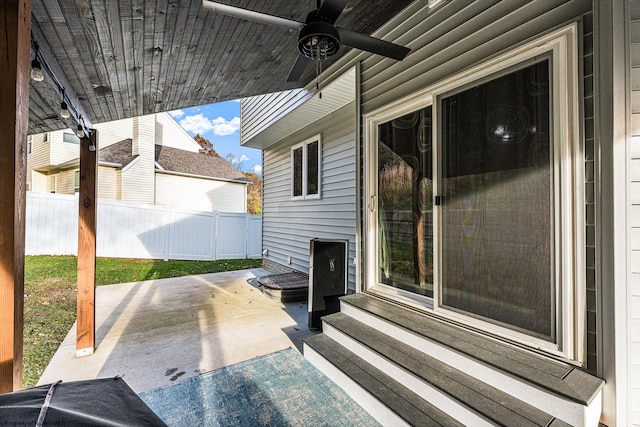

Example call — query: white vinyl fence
[26,192,262,260]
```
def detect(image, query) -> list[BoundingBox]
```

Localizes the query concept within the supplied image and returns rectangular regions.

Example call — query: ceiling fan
[202,0,411,83]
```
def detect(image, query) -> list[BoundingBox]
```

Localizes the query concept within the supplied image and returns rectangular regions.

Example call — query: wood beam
[0,0,30,394]
[76,130,98,356]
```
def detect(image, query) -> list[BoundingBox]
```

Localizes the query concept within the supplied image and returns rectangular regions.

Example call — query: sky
[169,100,262,175]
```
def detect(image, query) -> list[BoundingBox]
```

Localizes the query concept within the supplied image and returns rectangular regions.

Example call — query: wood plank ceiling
[28,0,414,134]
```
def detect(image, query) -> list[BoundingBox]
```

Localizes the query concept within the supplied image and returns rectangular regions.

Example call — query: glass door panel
[377,107,433,297]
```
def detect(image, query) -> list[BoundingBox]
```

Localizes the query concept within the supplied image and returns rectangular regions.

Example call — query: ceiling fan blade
[338,28,410,61]
[286,55,311,83]
[317,0,349,24]
[202,1,303,31]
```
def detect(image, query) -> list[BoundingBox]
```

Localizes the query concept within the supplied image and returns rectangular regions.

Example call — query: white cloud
[211,116,240,136]
[169,109,185,118]
[179,114,214,135]
[251,164,262,176]
[176,113,240,137]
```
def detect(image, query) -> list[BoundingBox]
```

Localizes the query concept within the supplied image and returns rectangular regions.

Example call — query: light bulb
[60,101,70,119]
[75,124,84,138]
[30,59,44,82]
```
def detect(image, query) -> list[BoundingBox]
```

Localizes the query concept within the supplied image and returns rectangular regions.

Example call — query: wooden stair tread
[322,312,570,427]
[305,333,465,427]
[341,293,604,405]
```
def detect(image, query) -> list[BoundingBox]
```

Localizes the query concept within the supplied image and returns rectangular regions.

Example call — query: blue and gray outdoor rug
[139,347,380,426]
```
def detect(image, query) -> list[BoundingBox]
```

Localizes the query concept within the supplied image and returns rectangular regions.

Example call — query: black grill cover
[0,377,167,426]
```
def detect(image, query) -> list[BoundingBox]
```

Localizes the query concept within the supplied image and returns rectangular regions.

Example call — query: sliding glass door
[439,59,555,341]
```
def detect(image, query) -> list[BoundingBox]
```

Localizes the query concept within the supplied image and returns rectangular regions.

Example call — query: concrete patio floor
[38,268,317,394]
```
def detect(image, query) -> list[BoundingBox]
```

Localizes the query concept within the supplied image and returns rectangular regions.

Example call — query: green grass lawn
[23,255,262,388]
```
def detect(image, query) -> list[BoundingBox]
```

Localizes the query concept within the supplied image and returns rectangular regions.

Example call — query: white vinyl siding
[628,1,640,423]
[98,166,119,200]
[155,112,200,152]
[26,133,51,172]
[241,89,312,143]
[155,172,247,213]
[262,104,357,290]
[359,1,591,115]
[55,169,77,195]
[30,170,48,193]
[94,116,133,149]
[122,114,155,204]
[49,130,80,166]
[121,160,154,204]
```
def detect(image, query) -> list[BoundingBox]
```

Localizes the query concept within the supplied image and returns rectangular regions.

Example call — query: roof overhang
[25,1,413,135]
[241,67,356,150]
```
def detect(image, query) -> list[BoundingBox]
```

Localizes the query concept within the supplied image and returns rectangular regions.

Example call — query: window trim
[291,134,322,200]
[63,130,81,145]
[27,135,32,155]
[363,24,583,362]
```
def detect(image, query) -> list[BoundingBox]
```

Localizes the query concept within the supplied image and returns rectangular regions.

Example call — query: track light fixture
[32,35,93,135]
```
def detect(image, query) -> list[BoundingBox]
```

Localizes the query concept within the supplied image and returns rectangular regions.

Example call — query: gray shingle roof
[98,139,138,169]
[154,145,249,182]
[95,139,248,182]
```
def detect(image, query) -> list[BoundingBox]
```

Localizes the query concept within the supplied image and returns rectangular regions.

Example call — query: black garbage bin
[308,239,348,330]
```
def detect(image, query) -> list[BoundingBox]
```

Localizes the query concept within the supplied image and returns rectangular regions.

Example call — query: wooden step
[316,313,571,427]
[305,334,464,427]
[338,293,604,426]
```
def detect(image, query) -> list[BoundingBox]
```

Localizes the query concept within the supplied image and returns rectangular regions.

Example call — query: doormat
[139,347,380,426]
[257,271,309,290]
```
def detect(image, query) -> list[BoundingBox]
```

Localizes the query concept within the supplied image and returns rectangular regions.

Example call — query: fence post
[245,214,249,259]
[163,204,170,261]
[212,211,219,261]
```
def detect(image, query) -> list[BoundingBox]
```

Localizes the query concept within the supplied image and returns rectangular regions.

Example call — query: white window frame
[363,24,583,362]
[291,134,322,200]
[27,135,32,154]
[63,130,81,145]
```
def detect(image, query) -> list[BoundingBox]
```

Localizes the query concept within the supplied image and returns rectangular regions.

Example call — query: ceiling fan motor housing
[298,15,340,60]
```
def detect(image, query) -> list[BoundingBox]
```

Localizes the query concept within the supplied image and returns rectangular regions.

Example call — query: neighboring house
[27,112,249,213]
[241,2,637,426]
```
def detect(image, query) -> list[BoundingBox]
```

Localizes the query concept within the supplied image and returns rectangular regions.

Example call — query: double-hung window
[292,135,321,200]
[365,25,583,361]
